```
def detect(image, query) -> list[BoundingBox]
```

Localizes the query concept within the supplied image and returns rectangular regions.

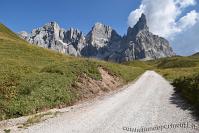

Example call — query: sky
[0,0,199,55]
[0,0,140,34]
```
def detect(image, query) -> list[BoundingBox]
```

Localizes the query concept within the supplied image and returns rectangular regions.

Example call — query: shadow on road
[169,91,199,122]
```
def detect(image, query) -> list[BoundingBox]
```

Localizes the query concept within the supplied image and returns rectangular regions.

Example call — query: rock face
[18,14,175,62]
[192,52,199,56]
[19,22,86,56]
[120,14,175,61]
[81,23,122,60]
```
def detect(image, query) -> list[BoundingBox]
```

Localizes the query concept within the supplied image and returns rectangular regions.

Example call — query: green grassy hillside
[0,23,145,120]
[125,56,199,80]
[152,56,199,81]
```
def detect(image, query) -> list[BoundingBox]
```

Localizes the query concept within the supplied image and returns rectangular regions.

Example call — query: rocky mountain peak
[93,22,112,30]
[43,21,60,29]
[137,13,147,29]
[133,13,148,31]
[90,22,113,37]
[66,28,84,40]
[18,15,175,62]
[86,22,119,48]
[123,13,175,61]
[18,31,29,38]
[94,22,104,27]
[127,13,149,41]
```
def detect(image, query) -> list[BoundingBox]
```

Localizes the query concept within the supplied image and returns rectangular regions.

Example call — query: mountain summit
[18,14,175,62]
[124,13,175,61]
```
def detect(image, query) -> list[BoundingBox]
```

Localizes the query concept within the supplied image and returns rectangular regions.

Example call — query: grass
[0,23,145,120]
[21,112,55,128]
[3,129,11,133]
[124,56,199,81]
[155,67,199,81]
[123,60,153,70]
[152,56,199,81]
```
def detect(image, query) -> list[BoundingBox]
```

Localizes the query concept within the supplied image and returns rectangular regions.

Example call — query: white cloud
[178,10,199,30]
[128,4,145,28]
[128,0,198,38]
[175,0,196,8]
[171,21,199,55]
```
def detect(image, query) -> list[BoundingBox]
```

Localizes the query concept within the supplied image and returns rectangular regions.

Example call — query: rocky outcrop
[120,14,175,61]
[18,22,86,56]
[81,23,122,60]
[192,52,199,57]
[18,14,175,62]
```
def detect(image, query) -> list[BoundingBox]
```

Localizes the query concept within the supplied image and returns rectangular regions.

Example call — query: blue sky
[0,0,141,35]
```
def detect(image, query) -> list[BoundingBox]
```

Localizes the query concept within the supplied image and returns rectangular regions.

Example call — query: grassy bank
[0,24,144,120]
[172,74,199,112]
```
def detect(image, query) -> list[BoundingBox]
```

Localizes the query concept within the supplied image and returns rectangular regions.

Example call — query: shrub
[172,74,199,110]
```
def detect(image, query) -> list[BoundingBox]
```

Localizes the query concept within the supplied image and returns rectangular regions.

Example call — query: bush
[172,74,199,110]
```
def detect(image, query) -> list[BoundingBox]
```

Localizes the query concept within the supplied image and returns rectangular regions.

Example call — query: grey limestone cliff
[18,14,175,62]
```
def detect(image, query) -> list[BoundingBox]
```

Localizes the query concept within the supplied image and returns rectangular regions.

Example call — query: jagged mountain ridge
[19,14,175,62]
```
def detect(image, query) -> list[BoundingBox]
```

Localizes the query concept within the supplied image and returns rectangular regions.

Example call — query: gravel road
[20,71,199,133]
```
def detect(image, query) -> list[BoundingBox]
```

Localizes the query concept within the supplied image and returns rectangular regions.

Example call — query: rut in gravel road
[21,71,199,133]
